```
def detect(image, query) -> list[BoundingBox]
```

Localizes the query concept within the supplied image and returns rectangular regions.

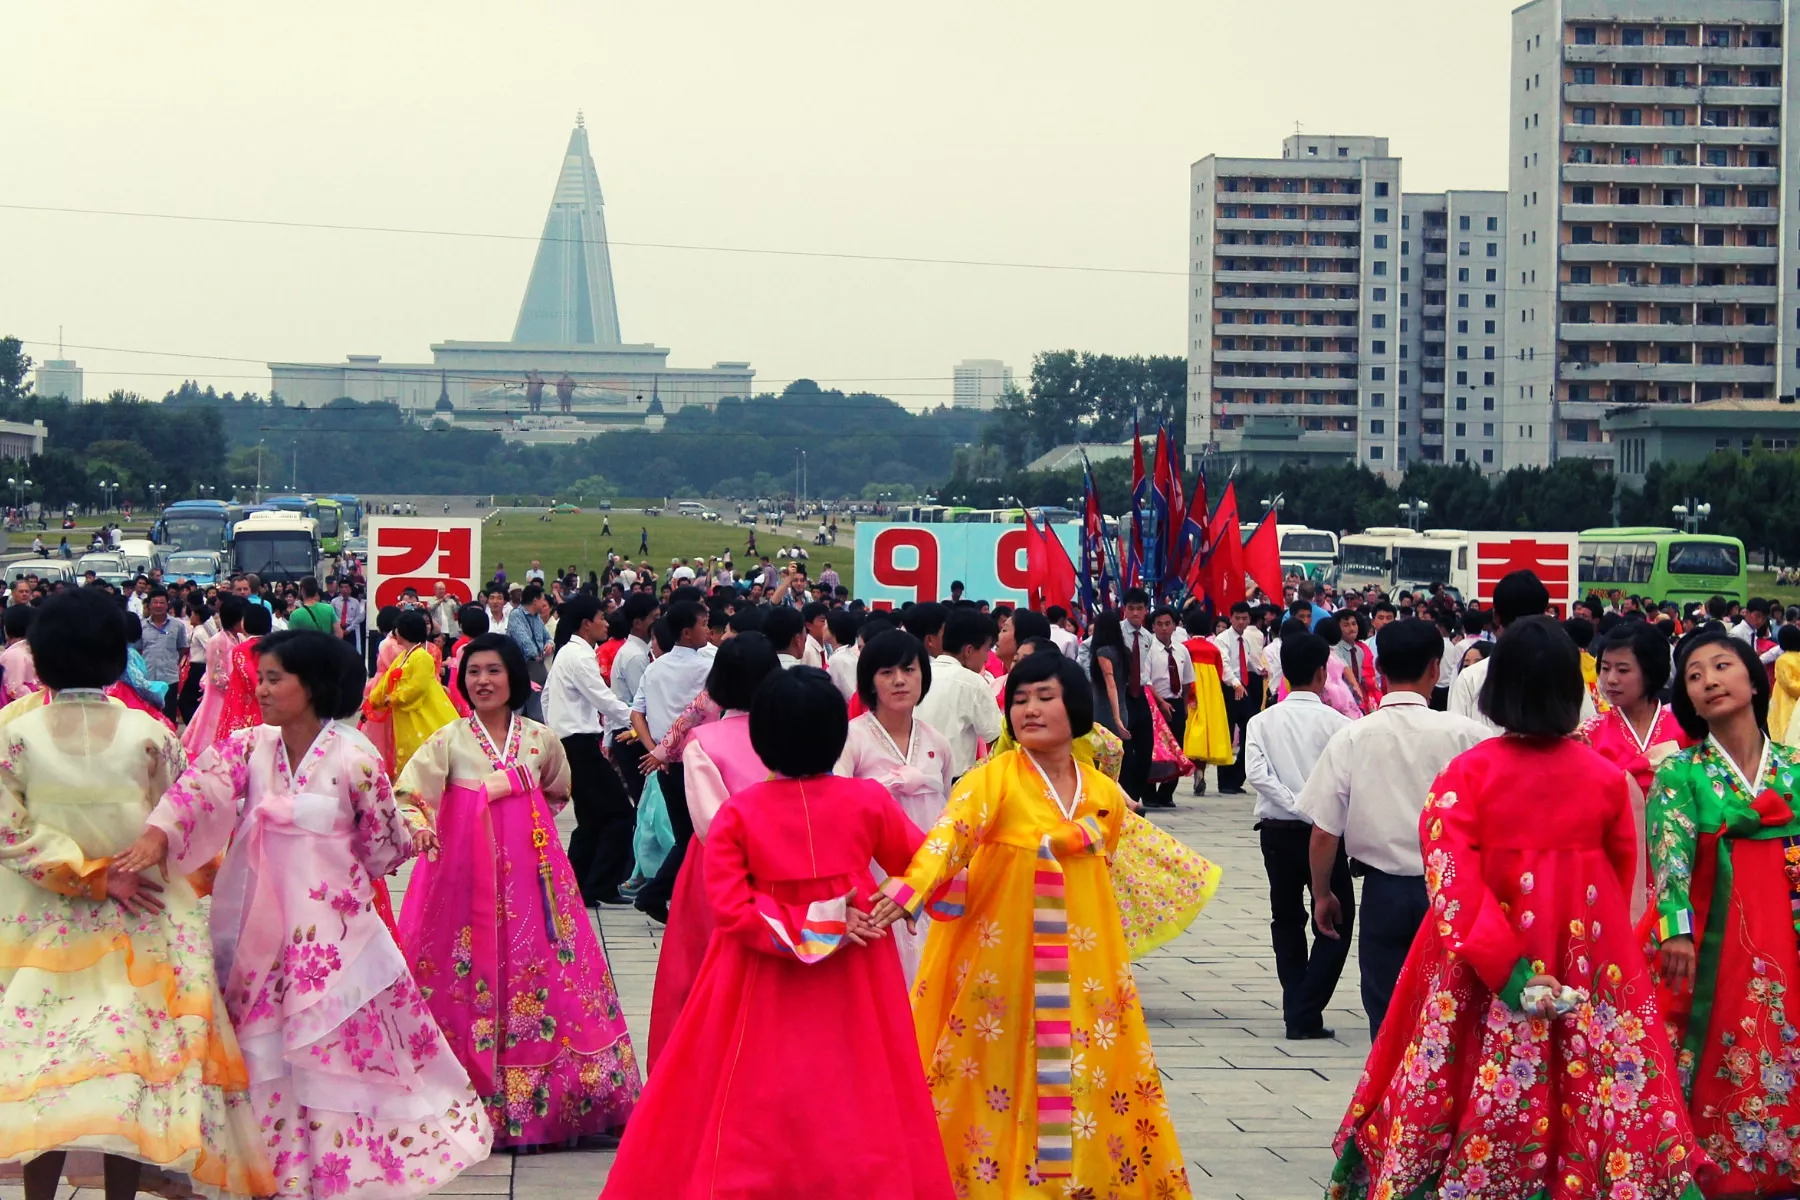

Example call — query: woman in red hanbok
[643,632,778,1074]
[215,603,271,744]
[602,667,950,1200]
[1580,621,1692,923]
[1331,617,1711,1200]
[182,594,244,754]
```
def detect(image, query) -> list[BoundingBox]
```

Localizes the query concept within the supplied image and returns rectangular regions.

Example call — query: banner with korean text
[364,517,483,629]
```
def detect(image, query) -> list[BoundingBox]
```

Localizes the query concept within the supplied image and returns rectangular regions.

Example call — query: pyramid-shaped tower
[512,114,623,346]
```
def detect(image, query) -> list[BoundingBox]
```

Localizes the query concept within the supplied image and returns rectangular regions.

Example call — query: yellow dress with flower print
[880,749,1190,1199]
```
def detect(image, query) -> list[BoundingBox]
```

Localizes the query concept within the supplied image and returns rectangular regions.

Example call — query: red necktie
[1167,645,1179,700]
[1238,638,1248,688]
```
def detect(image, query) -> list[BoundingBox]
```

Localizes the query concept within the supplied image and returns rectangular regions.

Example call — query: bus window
[1668,540,1741,576]
[1279,531,1336,555]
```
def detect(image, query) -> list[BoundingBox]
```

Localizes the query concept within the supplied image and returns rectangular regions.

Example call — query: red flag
[1243,510,1284,604]
[1126,424,1146,588]
[1200,482,1245,610]
[1022,511,1049,610]
[1166,440,1185,580]
[1042,523,1079,615]
[1171,465,1208,584]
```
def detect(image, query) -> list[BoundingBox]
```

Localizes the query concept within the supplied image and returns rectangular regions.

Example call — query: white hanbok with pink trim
[149,721,491,1199]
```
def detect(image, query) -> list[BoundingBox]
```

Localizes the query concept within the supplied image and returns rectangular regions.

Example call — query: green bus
[308,498,344,556]
[1577,527,1748,607]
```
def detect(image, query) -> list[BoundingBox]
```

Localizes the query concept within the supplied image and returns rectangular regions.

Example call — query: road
[0,791,1370,1200]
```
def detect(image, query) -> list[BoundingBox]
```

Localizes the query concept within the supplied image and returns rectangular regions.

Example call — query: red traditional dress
[215,636,263,744]
[1331,736,1711,1200]
[1648,738,1800,1193]
[602,775,950,1200]
[1580,703,1692,924]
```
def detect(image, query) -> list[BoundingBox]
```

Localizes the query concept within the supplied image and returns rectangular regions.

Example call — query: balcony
[1422,327,1446,344]
[1215,217,1361,234]
[1562,123,1781,146]
[1422,303,1446,318]
[1560,243,1778,265]
[1564,203,1779,225]
[1212,294,1359,311]
[1558,401,1618,423]
[1557,360,1774,383]
[1218,374,1357,391]
[1561,43,1783,67]
[1216,268,1357,285]
[1702,85,1782,105]
[1422,354,1446,369]
[1216,242,1313,259]
[1559,282,1776,304]
[1421,378,1446,395]
[1213,349,1359,365]
[1420,431,1445,448]
[1562,162,1780,186]
[1558,322,1779,343]
[1214,399,1357,417]
[1564,82,1701,105]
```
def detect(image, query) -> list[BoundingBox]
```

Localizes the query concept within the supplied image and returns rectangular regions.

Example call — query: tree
[0,337,31,404]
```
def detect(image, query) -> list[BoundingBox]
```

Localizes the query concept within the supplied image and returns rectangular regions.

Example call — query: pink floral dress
[149,721,493,1199]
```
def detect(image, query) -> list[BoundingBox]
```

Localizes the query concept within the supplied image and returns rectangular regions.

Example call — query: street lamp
[1671,498,1712,535]
[1398,498,1430,531]
[5,476,31,511]
[1261,493,1286,520]
[99,480,119,512]
[148,483,168,510]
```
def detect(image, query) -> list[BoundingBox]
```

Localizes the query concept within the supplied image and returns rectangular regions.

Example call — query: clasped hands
[108,825,170,917]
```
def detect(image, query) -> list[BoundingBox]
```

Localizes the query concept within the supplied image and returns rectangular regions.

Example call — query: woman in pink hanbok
[394,634,640,1147]
[181,593,244,754]
[118,630,492,1200]
[831,630,952,984]
[645,632,780,1073]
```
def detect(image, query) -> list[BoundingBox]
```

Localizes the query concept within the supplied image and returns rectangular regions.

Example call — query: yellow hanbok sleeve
[878,756,1005,920]
[393,723,455,834]
[1772,653,1800,744]
[0,738,110,899]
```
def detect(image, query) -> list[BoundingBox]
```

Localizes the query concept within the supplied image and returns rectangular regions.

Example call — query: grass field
[1751,571,1800,608]
[478,510,859,590]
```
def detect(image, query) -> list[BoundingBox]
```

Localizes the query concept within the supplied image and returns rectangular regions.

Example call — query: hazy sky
[4,1,1517,411]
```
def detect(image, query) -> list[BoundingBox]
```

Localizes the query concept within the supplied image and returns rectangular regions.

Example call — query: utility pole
[255,439,266,503]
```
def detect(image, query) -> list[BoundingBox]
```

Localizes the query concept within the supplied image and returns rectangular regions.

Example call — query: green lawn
[1751,571,1800,608]
[479,510,858,590]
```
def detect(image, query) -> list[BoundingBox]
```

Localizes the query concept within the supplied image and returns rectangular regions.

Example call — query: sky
[3,1,1519,411]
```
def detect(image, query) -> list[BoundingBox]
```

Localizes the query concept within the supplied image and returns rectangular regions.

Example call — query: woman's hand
[867,892,912,931]
[640,747,668,776]
[113,826,168,876]
[1659,934,1697,993]
[106,869,166,917]
[845,908,886,947]
[1523,973,1563,1017]
[412,826,439,857]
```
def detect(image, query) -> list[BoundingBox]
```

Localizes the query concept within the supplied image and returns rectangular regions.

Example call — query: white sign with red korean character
[1468,532,1580,616]
[364,517,483,629]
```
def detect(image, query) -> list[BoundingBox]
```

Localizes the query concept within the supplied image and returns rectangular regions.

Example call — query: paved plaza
[4,786,1374,1200]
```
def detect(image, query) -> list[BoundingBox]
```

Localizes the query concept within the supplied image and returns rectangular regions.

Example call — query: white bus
[1337,527,1473,598]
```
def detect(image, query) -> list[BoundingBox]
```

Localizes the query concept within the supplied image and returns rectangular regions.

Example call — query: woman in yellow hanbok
[873,651,1190,1199]
[364,609,458,775]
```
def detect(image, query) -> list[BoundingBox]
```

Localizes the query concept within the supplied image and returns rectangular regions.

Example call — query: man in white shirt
[800,601,831,668]
[1045,605,1080,658]
[628,601,715,921]
[1144,607,1195,809]
[1298,617,1488,1037]
[1244,631,1354,1040]
[1450,571,1595,735]
[541,593,638,907]
[825,609,865,701]
[1730,597,1783,666]
[911,605,1003,779]
[525,560,545,582]
[1212,600,1269,795]
[427,582,461,646]
[764,605,809,670]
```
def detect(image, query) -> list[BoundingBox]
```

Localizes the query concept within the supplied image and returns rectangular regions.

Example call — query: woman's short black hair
[256,629,365,720]
[1782,623,1800,654]
[749,665,847,776]
[1672,627,1771,741]
[375,605,400,635]
[217,592,247,633]
[458,604,490,641]
[1479,615,1583,737]
[242,602,273,637]
[705,631,780,712]
[856,630,933,711]
[1009,609,1052,643]
[1004,648,1095,741]
[395,609,430,645]
[31,587,127,690]
[1598,620,1672,700]
[2,603,34,640]
[457,632,529,710]
[121,610,143,643]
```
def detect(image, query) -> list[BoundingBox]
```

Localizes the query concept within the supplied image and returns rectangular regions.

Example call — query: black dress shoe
[636,896,670,924]
[1286,1026,1335,1041]
[1219,785,1247,795]
[1141,798,1176,810]
[589,893,633,908]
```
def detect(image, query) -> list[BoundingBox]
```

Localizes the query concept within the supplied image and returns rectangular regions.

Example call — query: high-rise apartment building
[1188,136,1403,473]
[33,358,83,404]
[1187,136,1511,474]
[1508,0,1795,467]
[952,359,1015,410]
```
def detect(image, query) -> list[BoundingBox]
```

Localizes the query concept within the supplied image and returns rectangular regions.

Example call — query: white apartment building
[1397,191,1510,469]
[952,359,1014,410]
[1187,136,1511,474]
[1508,0,1797,467]
[1187,136,1403,474]
[33,359,83,404]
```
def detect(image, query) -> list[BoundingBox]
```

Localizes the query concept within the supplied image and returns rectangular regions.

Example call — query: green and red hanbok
[1648,737,1800,1193]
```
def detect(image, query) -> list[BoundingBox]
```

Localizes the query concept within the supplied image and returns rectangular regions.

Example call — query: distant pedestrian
[601,515,612,536]
[638,527,650,556]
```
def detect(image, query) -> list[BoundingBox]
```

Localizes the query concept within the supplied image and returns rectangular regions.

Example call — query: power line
[0,201,1184,279]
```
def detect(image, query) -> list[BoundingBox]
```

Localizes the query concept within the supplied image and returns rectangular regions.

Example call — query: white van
[676,501,707,516]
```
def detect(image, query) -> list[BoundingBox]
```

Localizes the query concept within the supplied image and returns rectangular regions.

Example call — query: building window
[1374,234,1388,249]
[1458,241,1471,255]
[1486,242,1498,257]
[1369,445,1383,460]
[1456,371,1468,385]
[1374,181,1389,197]
[1483,399,1494,412]
[1372,313,1386,328]
[1371,393,1385,407]
[1373,208,1389,223]
[1372,340,1387,354]
[1370,419,1385,434]
[1486,216,1498,231]
[1373,261,1388,275]
[1371,367,1386,380]
[1571,186,1594,204]
[1574,26,1595,44]
[1454,422,1466,436]
[1372,287,1386,301]
[1483,371,1495,386]
[1482,449,1494,464]
[1574,107,1597,125]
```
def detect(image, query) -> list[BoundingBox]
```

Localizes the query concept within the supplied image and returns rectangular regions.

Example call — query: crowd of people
[8,525,1800,1198]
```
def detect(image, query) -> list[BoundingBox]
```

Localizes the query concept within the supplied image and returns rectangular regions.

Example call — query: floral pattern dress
[880,749,1190,1199]
[1648,737,1800,1194]
[1331,735,1711,1200]
[0,692,274,1196]
[148,721,492,1199]
[394,713,640,1147]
